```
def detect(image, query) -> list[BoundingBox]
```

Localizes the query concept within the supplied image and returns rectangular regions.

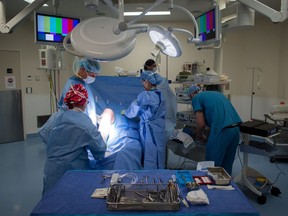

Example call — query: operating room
[0,0,288,216]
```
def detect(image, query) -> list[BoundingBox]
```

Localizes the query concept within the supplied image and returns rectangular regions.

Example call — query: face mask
[152,67,157,72]
[84,75,96,84]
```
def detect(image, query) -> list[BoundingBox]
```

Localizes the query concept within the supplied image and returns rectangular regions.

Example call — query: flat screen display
[35,13,80,44]
[195,6,221,46]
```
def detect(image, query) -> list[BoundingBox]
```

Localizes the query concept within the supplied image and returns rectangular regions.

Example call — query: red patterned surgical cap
[64,84,88,109]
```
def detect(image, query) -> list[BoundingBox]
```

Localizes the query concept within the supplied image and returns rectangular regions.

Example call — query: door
[0,50,24,143]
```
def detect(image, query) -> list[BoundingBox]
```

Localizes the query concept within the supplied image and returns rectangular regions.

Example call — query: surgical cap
[80,58,101,73]
[64,84,88,109]
[141,71,162,85]
[73,57,101,74]
[188,84,200,95]
[144,59,155,68]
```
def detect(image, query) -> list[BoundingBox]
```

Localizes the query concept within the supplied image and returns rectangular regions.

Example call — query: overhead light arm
[128,0,166,25]
[237,0,288,22]
[0,0,49,33]
[113,0,165,35]
[102,0,119,17]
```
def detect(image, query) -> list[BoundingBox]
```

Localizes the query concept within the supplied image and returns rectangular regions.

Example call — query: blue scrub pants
[205,127,240,175]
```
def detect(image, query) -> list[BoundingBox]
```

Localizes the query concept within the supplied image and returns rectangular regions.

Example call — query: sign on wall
[5,75,16,89]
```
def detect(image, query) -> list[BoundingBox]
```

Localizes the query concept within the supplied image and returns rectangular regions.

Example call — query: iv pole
[248,67,262,119]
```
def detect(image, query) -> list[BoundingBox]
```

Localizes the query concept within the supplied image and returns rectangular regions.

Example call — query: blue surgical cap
[141,71,162,85]
[188,84,200,95]
[79,58,101,74]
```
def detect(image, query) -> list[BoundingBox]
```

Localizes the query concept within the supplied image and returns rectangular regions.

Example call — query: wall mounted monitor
[35,12,80,44]
[195,5,221,46]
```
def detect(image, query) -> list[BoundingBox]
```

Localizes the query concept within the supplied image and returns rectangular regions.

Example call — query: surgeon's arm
[195,111,206,142]
[88,127,107,160]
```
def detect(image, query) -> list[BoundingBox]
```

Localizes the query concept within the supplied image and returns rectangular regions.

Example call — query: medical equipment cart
[264,114,288,162]
[235,120,281,204]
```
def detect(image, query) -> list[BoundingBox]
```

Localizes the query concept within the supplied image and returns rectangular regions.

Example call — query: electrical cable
[267,160,286,185]
[236,139,285,187]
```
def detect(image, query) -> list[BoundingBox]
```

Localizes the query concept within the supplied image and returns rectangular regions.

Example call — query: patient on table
[91,113,143,170]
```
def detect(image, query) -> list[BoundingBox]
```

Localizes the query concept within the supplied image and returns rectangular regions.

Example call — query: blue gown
[158,78,177,138]
[39,109,106,194]
[192,91,242,174]
[125,89,166,169]
[58,76,97,125]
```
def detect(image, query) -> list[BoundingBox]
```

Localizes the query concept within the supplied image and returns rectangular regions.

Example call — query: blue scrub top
[192,91,242,132]
[39,109,106,194]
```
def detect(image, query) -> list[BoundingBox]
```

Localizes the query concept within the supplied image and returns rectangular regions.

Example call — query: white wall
[222,18,288,121]
[0,16,287,136]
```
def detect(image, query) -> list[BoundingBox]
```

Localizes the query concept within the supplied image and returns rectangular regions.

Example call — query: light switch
[26,87,32,94]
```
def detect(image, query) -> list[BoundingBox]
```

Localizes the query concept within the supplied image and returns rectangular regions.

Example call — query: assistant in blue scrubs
[39,84,106,195]
[124,71,166,169]
[188,85,242,175]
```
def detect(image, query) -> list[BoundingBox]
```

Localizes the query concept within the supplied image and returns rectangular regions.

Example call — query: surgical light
[63,17,136,61]
[148,25,182,58]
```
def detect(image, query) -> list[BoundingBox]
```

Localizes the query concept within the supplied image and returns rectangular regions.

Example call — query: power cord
[236,141,286,187]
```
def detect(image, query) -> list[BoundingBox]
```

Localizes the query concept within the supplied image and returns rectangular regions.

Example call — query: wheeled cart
[234,120,281,204]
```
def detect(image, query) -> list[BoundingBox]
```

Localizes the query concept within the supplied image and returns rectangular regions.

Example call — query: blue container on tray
[176,171,194,186]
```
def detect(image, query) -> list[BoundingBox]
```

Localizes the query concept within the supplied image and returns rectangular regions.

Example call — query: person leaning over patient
[39,84,107,195]
[188,85,242,175]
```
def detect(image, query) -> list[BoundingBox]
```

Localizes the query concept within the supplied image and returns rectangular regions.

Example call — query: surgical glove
[176,131,195,149]
[120,109,126,115]
[96,114,102,124]
[186,189,209,205]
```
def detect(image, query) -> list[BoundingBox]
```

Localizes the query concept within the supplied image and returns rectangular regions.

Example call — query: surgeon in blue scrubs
[39,84,106,195]
[188,85,242,175]
[144,59,177,139]
[58,57,100,125]
[124,71,166,169]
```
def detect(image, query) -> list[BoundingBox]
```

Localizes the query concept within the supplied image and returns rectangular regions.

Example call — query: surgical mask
[84,75,96,84]
[152,67,157,72]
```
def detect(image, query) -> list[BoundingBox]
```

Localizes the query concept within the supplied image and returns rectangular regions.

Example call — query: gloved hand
[175,130,195,149]
[120,109,126,115]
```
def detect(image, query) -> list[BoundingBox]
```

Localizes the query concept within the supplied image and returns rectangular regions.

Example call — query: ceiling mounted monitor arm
[168,3,201,44]
[113,0,165,35]
[0,0,49,33]
[128,0,166,25]
[237,0,288,22]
